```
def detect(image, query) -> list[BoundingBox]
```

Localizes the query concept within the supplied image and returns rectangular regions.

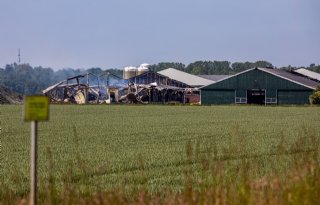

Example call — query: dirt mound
[0,86,23,104]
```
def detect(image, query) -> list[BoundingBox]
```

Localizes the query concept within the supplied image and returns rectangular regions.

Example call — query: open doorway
[247,89,265,104]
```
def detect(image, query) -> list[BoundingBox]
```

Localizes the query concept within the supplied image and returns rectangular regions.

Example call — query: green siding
[277,90,312,104]
[235,89,246,98]
[201,90,234,104]
[201,68,314,104]
[266,89,277,98]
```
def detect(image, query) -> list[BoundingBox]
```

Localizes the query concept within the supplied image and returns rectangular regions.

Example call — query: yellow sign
[24,96,49,121]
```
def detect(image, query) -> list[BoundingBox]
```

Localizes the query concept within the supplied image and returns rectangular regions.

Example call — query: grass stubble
[0,105,319,204]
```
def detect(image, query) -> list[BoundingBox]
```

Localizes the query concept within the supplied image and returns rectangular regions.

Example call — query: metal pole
[30,121,38,205]
[86,73,89,86]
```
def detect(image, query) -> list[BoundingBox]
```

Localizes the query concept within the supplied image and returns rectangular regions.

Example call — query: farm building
[127,68,216,88]
[127,70,189,88]
[201,67,320,105]
[125,68,217,103]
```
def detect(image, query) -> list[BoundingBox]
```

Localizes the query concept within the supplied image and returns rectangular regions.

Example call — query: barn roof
[198,75,230,81]
[260,68,319,90]
[158,68,214,87]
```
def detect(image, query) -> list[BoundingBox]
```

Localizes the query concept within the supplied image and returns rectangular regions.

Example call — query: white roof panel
[294,68,320,81]
[158,68,214,87]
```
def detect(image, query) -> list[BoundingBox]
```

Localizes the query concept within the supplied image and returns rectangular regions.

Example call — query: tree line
[149,60,274,74]
[0,63,122,95]
[150,61,320,74]
[0,61,319,95]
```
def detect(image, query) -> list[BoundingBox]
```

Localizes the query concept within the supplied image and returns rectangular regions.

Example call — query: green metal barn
[200,67,319,105]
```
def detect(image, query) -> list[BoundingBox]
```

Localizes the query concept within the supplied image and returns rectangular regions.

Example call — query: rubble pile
[0,86,23,104]
[43,72,201,104]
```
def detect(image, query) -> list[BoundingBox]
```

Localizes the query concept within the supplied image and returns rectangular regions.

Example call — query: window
[266,98,277,104]
[236,97,247,104]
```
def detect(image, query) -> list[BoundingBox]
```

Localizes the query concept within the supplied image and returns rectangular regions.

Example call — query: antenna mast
[18,49,21,64]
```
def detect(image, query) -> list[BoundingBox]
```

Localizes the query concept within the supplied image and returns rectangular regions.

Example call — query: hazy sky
[0,0,319,70]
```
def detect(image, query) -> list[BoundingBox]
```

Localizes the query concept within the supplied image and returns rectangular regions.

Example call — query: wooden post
[30,121,38,205]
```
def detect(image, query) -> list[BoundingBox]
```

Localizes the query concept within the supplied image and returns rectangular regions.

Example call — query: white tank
[123,66,137,79]
[137,64,149,75]
[140,63,150,68]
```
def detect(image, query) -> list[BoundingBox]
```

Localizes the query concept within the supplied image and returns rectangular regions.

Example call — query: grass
[0,104,319,204]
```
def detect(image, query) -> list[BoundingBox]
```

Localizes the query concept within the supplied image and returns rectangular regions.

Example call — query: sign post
[30,120,38,205]
[24,96,49,205]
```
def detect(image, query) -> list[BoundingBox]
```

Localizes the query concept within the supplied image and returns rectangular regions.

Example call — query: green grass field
[1,105,320,202]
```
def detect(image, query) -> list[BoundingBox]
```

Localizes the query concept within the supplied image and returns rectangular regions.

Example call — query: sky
[0,0,319,70]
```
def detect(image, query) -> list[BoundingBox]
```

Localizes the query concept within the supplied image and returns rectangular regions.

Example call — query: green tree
[253,60,273,68]
[231,60,273,73]
[149,62,185,72]
[307,64,320,73]
[186,61,231,75]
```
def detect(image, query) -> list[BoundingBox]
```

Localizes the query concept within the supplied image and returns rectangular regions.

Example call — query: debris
[0,86,23,104]
[43,74,102,104]
[43,71,201,104]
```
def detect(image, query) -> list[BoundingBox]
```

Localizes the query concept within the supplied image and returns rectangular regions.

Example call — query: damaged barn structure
[43,66,215,104]
[124,68,214,104]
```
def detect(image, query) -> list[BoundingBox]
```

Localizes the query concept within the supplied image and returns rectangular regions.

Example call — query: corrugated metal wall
[277,90,312,104]
[201,90,234,104]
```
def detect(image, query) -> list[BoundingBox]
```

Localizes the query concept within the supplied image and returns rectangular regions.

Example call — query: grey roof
[198,75,230,81]
[293,68,320,82]
[158,68,214,87]
[258,68,319,90]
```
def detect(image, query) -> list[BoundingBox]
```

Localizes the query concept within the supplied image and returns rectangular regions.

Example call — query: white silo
[123,66,137,79]
[137,63,150,75]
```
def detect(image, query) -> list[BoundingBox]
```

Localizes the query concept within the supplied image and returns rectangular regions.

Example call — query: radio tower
[18,49,21,64]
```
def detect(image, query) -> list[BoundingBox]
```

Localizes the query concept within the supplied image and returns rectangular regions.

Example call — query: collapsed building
[43,65,217,104]
[43,72,126,104]
[43,74,99,104]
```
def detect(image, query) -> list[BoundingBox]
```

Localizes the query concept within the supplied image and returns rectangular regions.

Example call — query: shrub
[309,86,320,104]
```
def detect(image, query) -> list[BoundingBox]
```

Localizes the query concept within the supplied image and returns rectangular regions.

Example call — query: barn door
[247,89,265,104]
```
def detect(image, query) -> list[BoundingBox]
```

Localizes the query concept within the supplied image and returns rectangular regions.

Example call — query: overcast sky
[0,0,319,70]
